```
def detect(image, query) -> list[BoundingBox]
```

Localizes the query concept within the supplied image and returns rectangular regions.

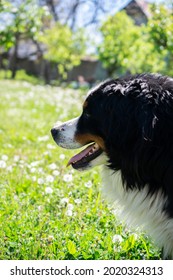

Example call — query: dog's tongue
[67,143,95,167]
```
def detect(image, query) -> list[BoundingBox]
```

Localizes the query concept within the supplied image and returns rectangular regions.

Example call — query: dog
[51,73,173,259]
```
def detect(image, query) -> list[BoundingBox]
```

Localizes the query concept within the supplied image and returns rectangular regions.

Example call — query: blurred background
[0,0,172,87]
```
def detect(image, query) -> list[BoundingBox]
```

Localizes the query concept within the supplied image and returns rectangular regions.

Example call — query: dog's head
[50,82,117,171]
[51,77,153,172]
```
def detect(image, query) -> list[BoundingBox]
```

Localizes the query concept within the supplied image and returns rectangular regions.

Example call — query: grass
[0,78,161,260]
[0,69,44,85]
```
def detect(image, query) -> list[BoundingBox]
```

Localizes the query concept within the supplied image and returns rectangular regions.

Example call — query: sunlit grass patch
[0,79,161,259]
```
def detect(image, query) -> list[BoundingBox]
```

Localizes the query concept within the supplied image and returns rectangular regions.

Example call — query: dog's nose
[51,128,58,139]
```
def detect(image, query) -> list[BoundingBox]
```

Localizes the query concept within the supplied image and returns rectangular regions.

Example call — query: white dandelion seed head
[46,175,54,183]
[84,180,92,188]
[66,209,73,217]
[47,144,55,150]
[60,197,69,205]
[48,163,57,170]
[74,198,82,204]
[30,167,36,173]
[7,166,13,172]
[38,135,49,142]
[52,170,60,176]
[0,160,7,169]
[30,161,40,167]
[45,187,53,194]
[37,178,44,185]
[14,155,20,162]
[112,234,123,244]
[59,154,65,160]
[48,235,54,242]
[133,233,139,241]
[1,155,8,161]
[67,203,74,211]
[32,176,37,182]
[63,174,73,182]
[38,168,43,174]
[38,205,42,211]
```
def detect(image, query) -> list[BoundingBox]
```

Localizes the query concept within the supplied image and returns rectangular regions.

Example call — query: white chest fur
[101,166,173,259]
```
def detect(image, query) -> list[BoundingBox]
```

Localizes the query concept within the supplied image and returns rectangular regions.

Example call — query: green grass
[0,69,44,85]
[0,79,161,260]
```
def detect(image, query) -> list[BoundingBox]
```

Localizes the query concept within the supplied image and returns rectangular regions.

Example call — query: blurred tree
[98,10,164,77]
[0,0,50,78]
[147,4,173,75]
[38,23,86,79]
[0,1,14,57]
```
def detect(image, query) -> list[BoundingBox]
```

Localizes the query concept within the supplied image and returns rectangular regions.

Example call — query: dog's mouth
[67,143,103,170]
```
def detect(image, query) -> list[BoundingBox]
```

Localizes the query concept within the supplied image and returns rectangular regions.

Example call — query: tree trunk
[10,33,19,79]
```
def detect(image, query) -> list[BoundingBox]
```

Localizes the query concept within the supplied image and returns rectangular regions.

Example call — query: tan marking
[83,100,88,109]
[75,133,106,151]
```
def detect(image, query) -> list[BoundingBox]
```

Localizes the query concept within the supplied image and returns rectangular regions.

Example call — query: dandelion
[60,197,69,205]
[7,166,13,172]
[52,170,60,176]
[14,155,20,162]
[38,135,49,142]
[30,161,40,167]
[112,234,123,244]
[48,163,57,170]
[38,205,42,211]
[59,154,65,160]
[38,168,43,174]
[1,155,8,161]
[30,167,36,173]
[63,173,73,182]
[0,160,6,169]
[84,180,92,188]
[46,175,54,183]
[47,144,55,150]
[74,198,82,204]
[48,235,54,242]
[37,178,44,185]
[67,203,74,211]
[32,176,37,182]
[45,187,53,194]
[66,209,73,217]
[6,144,13,148]
[133,233,139,241]
[43,151,51,156]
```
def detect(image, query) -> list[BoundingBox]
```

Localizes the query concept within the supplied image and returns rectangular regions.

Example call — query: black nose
[51,128,58,140]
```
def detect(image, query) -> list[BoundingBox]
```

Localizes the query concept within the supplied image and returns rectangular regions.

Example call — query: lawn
[0,79,161,260]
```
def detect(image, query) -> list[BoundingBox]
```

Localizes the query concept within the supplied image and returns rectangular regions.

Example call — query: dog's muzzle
[51,118,82,149]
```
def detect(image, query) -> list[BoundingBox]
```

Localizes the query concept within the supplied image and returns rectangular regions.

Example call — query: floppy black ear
[123,80,159,142]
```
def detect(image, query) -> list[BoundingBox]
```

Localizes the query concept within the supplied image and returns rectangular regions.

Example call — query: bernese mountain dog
[51,73,173,259]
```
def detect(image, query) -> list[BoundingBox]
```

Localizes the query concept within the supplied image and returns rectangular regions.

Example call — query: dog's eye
[83,109,91,118]
[85,112,91,118]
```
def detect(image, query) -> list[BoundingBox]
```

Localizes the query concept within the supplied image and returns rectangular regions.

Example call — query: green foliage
[0,0,49,52]
[0,69,43,84]
[147,4,173,75]
[99,11,138,75]
[39,23,86,78]
[0,79,161,259]
[98,9,167,76]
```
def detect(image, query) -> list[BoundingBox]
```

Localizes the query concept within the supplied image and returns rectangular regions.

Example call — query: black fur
[77,73,173,218]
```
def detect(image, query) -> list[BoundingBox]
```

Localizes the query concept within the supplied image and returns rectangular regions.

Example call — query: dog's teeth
[94,143,99,149]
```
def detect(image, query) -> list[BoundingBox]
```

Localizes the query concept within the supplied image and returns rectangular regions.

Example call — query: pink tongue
[67,143,95,167]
